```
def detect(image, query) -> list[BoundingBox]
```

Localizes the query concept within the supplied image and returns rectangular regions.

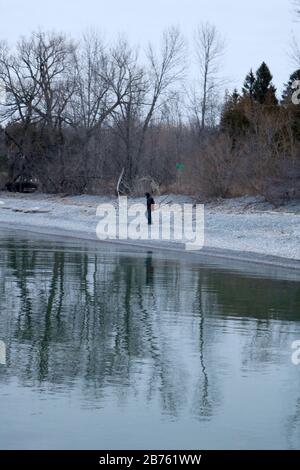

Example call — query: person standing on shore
[145,192,155,225]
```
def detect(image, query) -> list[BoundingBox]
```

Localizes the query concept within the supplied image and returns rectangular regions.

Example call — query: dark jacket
[146,194,155,210]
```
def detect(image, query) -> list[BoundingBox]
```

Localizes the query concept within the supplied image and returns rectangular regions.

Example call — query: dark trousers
[147,209,152,225]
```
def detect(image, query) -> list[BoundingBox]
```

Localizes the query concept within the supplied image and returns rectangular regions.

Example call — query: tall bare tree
[194,23,225,130]
[66,34,140,186]
[294,0,300,16]
[0,32,77,129]
[0,31,77,188]
[112,26,186,189]
[71,33,134,131]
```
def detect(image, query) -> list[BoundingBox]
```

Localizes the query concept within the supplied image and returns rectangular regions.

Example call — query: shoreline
[0,192,300,275]
[1,220,300,277]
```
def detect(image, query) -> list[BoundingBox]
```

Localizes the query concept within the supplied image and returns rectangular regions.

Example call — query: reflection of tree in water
[191,277,212,419]
[286,392,300,450]
[0,235,300,423]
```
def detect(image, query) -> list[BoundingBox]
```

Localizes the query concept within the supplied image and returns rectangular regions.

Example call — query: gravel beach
[0,192,299,269]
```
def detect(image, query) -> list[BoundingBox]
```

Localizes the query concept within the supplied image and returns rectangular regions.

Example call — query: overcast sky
[0,0,297,94]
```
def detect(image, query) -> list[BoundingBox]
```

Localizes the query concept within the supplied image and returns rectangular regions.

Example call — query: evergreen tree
[253,62,277,105]
[221,89,249,136]
[242,69,256,99]
[230,88,241,106]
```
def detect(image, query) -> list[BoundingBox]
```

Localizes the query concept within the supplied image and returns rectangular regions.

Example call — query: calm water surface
[0,230,300,449]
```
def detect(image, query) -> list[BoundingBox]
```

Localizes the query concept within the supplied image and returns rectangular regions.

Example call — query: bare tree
[71,33,134,131]
[142,26,186,150]
[0,31,77,189]
[290,35,300,67]
[290,1,300,64]
[0,32,77,129]
[294,0,300,16]
[194,23,225,130]
[65,34,139,187]
[112,26,186,190]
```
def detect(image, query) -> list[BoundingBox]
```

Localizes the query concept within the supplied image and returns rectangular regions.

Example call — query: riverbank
[0,192,300,270]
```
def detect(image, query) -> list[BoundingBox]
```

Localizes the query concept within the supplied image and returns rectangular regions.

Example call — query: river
[0,230,299,449]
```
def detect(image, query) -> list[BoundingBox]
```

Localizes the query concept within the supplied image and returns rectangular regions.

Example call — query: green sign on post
[176,163,185,171]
